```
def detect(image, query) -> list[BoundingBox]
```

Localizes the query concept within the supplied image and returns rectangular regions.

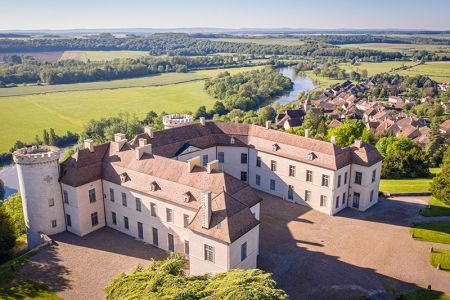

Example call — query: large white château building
[13,120,383,275]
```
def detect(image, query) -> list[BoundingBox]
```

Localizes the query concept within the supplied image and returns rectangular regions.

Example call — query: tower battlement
[13,145,61,164]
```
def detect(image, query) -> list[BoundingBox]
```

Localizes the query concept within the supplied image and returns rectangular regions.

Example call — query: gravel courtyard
[257,193,450,299]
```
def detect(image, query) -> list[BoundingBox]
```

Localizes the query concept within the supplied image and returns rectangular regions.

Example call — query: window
[355,172,362,185]
[112,212,117,225]
[306,170,313,182]
[288,185,294,200]
[370,190,374,202]
[241,153,248,164]
[202,154,208,166]
[91,212,99,226]
[240,171,248,182]
[305,190,311,202]
[135,198,142,212]
[124,216,129,230]
[337,175,341,188]
[150,202,157,217]
[66,214,72,227]
[168,234,174,252]
[289,165,296,177]
[344,172,348,184]
[89,189,96,203]
[336,196,340,208]
[241,242,247,261]
[166,208,173,223]
[152,227,158,246]
[51,220,57,228]
[342,193,346,205]
[184,240,190,255]
[63,190,69,204]
[204,244,214,262]
[271,160,277,171]
[109,188,115,202]
[255,174,261,186]
[184,214,190,227]
[137,222,144,240]
[320,195,327,207]
[48,198,54,207]
[372,170,376,182]
[256,156,261,167]
[270,179,276,191]
[218,152,225,163]
[122,192,127,207]
[322,175,329,187]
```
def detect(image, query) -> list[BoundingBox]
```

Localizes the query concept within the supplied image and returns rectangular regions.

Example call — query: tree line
[0,54,246,85]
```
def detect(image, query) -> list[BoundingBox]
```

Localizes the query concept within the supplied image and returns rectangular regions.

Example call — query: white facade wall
[177,147,217,166]
[62,180,105,237]
[348,161,382,212]
[229,224,259,270]
[188,232,230,275]
[217,146,250,181]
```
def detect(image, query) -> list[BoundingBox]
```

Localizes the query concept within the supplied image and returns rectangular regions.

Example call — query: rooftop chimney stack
[265,121,272,129]
[135,140,152,160]
[199,117,206,126]
[305,128,310,139]
[206,160,220,173]
[187,156,201,173]
[138,138,147,147]
[201,191,212,229]
[234,116,239,123]
[111,133,127,152]
[331,136,337,145]
[144,126,154,138]
[354,140,363,148]
[84,139,94,153]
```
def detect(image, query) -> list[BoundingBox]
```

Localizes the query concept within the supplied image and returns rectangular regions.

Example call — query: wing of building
[15,121,383,275]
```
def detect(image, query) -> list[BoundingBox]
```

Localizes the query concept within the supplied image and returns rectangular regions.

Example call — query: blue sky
[0,0,449,30]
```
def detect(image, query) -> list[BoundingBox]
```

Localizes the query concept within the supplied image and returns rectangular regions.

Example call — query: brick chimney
[201,191,212,229]
[144,126,154,138]
[135,138,152,160]
[199,117,206,126]
[84,139,94,153]
[265,121,272,129]
[187,156,201,173]
[111,133,127,152]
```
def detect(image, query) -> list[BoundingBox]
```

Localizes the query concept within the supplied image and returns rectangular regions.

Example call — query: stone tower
[13,145,65,248]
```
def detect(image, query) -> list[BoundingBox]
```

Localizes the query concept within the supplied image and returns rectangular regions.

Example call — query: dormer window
[150,181,158,192]
[120,172,129,183]
[307,152,316,160]
[183,192,192,203]
[272,144,280,152]
[230,136,235,145]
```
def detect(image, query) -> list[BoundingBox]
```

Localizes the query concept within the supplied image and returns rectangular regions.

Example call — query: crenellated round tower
[13,145,66,248]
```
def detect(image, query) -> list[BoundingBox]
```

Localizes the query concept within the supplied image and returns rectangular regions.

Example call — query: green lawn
[411,222,450,244]
[379,168,440,193]
[304,70,342,90]
[0,66,262,152]
[402,288,450,300]
[431,248,450,272]
[422,197,450,217]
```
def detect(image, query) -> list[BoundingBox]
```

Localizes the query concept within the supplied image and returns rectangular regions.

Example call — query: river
[275,66,315,105]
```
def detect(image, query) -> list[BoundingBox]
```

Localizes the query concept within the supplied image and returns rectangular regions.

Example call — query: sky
[0,0,449,30]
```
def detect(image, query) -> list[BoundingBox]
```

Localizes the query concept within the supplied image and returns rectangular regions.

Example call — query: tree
[361,69,368,79]
[258,106,276,125]
[327,119,365,147]
[143,111,158,125]
[105,255,288,300]
[430,146,450,205]
[376,137,430,179]
[0,179,4,200]
[42,129,50,145]
[194,106,208,119]
[213,101,227,116]
[0,204,16,262]
[2,193,25,236]
[426,121,446,167]
[49,128,57,146]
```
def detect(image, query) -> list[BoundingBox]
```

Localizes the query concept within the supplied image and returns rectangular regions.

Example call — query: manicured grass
[340,61,417,76]
[411,222,450,244]
[379,168,440,193]
[60,50,149,61]
[0,281,60,300]
[0,66,262,152]
[402,288,450,300]
[397,61,450,83]
[431,248,450,271]
[422,197,450,217]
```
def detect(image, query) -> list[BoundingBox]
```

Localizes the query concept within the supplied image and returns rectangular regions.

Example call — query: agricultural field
[60,50,150,61]
[340,43,450,54]
[0,51,64,62]
[304,70,341,89]
[0,66,262,152]
[340,61,417,76]
[397,61,450,83]
[201,37,305,46]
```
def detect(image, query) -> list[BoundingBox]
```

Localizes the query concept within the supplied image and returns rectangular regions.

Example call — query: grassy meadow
[379,168,440,193]
[201,37,305,46]
[340,43,450,54]
[397,61,450,83]
[340,61,417,76]
[0,66,262,152]
[60,50,150,61]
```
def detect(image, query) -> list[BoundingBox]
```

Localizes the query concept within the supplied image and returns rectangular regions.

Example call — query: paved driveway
[257,194,450,300]
[18,227,168,300]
